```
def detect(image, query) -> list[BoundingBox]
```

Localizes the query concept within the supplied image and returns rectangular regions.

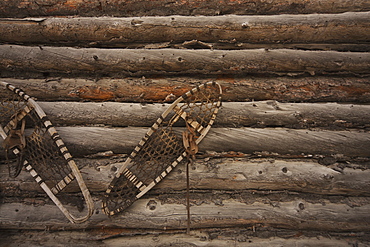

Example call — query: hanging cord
[2,118,26,178]
[182,121,198,234]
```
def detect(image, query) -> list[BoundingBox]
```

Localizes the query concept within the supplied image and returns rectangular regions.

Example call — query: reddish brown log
[1,77,370,103]
[0,0,369,18]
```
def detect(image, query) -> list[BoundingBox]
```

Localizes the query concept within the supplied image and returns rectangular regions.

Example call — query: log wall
[0,1,369,246]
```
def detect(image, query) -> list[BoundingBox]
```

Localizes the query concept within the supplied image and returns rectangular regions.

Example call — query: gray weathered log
[1,193,370,231]
[0,230,368,247]
[1,13,369,48]
[0,127,369,157]
[102,235,367,247]
[26,101,370,129]
[1,46,369,76]
[2,158,370,196]
[1,77,370,103]
[0,0,369,17]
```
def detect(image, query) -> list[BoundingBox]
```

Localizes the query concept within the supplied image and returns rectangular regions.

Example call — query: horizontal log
[0,127,369,157]
[0,0,369,17]
[98,232,370,246]
[1,77,370,103]
[2,158,370,196]
[1,192,370,231]
[2,157,370,232]
[28,101,370,129]
[1,46,369,76]
[1,229,368,247]
[1,13,369,48]
[215,44,370,52]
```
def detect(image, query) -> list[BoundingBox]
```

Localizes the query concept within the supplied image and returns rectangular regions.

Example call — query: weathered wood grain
[101,233,370,247]
[1,77,370,103]
[1,13,369,48]
[0,229,368,246]
[1,46,369,76]
[22,101,370,129]
[2,158,370,196]
[0,1,368,243]
[215,43,370,52]
[0,127,369,157]
[0,0,369,17]
[1,192,370,231]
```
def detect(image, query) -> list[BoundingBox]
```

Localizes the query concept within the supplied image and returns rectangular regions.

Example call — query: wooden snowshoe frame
[0,81,94,223]
[102,81,222,216]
